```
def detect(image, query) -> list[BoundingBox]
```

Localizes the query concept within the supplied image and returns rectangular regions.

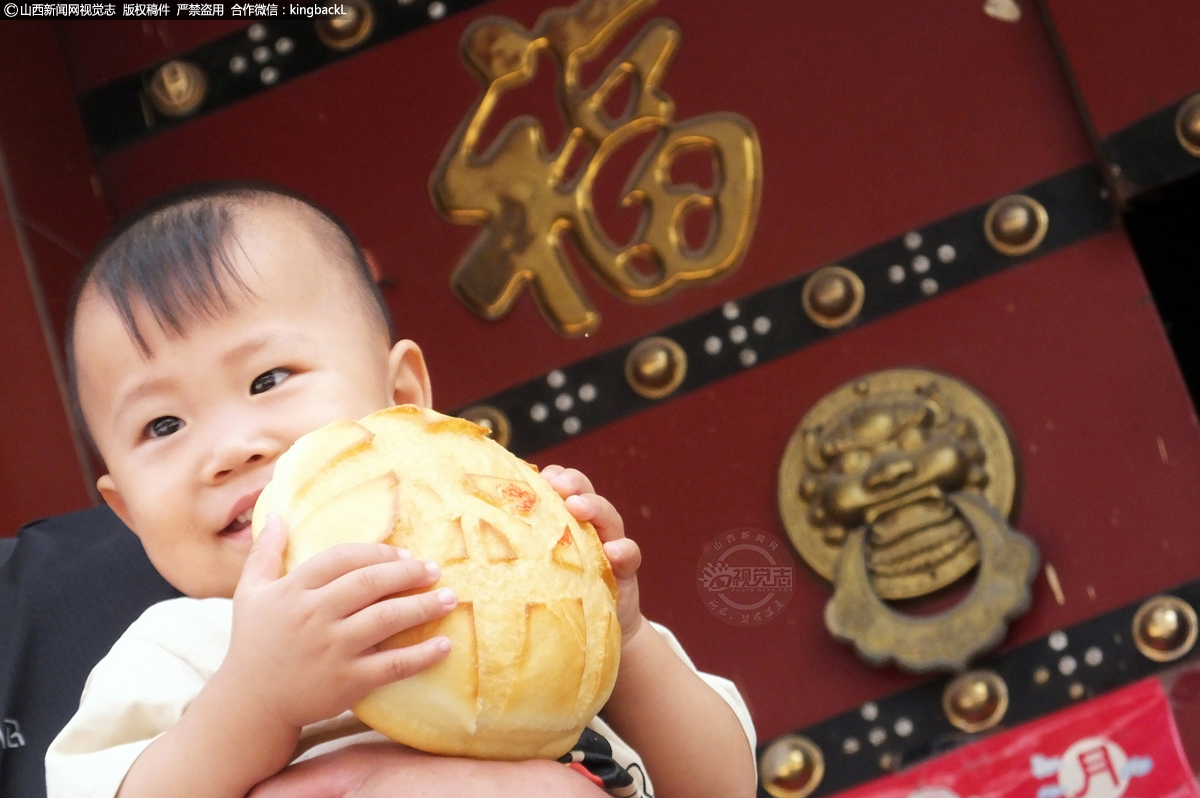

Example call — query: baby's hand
[542,466,644,645]
[222,515,456,731]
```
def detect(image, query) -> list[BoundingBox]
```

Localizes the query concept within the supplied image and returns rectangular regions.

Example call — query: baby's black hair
[65,181,393,446]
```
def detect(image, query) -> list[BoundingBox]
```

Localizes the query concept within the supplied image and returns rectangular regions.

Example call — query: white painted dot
[904,231,923,250]
[937,244,956,263]
[729,325,747,344]
[427,0,446,18]
[547,370,566,389]
[555,393,574,412]
[722,301,740,320]
[530,403,549,422]
[752,316,771,335]
[248,23,267,41]
[912,255,931,274]
[888,264,905,283]
[842,737,861,755]
[894,718,913,737]
[860,702,879,722]
[1049,631,1068,651]
[739,348,757,367]
[562,416,581,435]
[1084,646,1103,667]
[920,278,938,296]
[253,45,271,63]
[868,727,886,746]
[704,336,722,355]
[260,67,280,85]
[1058,655,1077,676]
[274,37,294,55]
[578,384,597,402]
[229,55,248,73]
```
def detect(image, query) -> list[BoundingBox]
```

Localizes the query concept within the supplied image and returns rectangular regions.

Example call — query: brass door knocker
[826,493,1037,671]
[779,369,1038,672]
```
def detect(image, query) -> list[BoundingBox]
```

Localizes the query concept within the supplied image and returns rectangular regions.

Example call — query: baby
[47,184,756,798]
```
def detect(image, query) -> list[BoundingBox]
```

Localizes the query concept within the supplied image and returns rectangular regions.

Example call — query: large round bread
[250,405,620,760]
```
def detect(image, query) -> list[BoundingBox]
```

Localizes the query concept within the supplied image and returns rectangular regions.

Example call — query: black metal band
[78,0,490,157]
[77,0,1200,202]
[463,164,1112,457]
[1102,95,1200,199]
[756,578,1200,798]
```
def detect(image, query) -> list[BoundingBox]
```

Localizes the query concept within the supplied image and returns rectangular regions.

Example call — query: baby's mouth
[221,488,264,539]
[221,509,254,538]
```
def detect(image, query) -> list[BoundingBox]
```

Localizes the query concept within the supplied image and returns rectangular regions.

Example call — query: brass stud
[625,336,687,399]
[316,0,376,50]
[878,752,901,772]
[1176,94,1200,157]
[459,404,511,449]
[1068,682,1086,700]
[147,60,207,118]
[1132,595,1198,662]
[1033,666,1050,685]
[801,265,864,329]
[760,735,824,798]
[942,669,1009,733]
[984,195,1049,256]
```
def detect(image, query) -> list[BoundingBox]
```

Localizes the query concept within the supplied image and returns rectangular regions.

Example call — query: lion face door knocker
[778,369,1039,672]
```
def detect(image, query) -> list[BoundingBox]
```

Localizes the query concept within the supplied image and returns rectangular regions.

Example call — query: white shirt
[46,597,755,798]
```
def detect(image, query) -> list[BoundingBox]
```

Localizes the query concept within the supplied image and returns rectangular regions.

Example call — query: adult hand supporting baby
[244,743,608,798]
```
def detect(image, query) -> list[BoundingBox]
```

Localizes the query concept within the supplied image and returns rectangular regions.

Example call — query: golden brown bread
[250,405,620,759]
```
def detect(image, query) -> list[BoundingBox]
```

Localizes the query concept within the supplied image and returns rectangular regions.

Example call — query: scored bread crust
[250,405,621,760]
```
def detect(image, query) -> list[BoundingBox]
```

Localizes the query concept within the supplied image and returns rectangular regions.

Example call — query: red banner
[837,679,1198,798]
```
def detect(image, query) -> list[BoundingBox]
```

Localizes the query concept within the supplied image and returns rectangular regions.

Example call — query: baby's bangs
[89,200,255,355]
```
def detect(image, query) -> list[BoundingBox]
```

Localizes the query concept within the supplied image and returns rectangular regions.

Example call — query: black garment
[558,727,645,797]
[0,508,181,798]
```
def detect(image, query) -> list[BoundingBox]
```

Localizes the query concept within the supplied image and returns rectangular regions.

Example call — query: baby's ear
[388,339,433,409]
[97,474,135,531]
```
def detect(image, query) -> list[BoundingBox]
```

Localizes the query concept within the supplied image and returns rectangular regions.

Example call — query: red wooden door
[4,2,1200,794]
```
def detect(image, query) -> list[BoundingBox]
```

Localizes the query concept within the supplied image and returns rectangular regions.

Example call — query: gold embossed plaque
[778,369,1038,672]
[430,0,762,336]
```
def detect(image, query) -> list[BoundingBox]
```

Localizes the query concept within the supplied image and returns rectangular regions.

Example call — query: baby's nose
[208,431,274,482]
[213,450,265,480]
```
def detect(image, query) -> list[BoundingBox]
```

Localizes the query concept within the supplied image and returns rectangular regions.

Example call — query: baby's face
[75,206,427,598]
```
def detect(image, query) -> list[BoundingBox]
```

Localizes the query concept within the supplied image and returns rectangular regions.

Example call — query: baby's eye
[146,416,183,439]
[250,368,292,395]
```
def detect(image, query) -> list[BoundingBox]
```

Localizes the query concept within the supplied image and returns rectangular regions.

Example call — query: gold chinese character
[431,0,762,336]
